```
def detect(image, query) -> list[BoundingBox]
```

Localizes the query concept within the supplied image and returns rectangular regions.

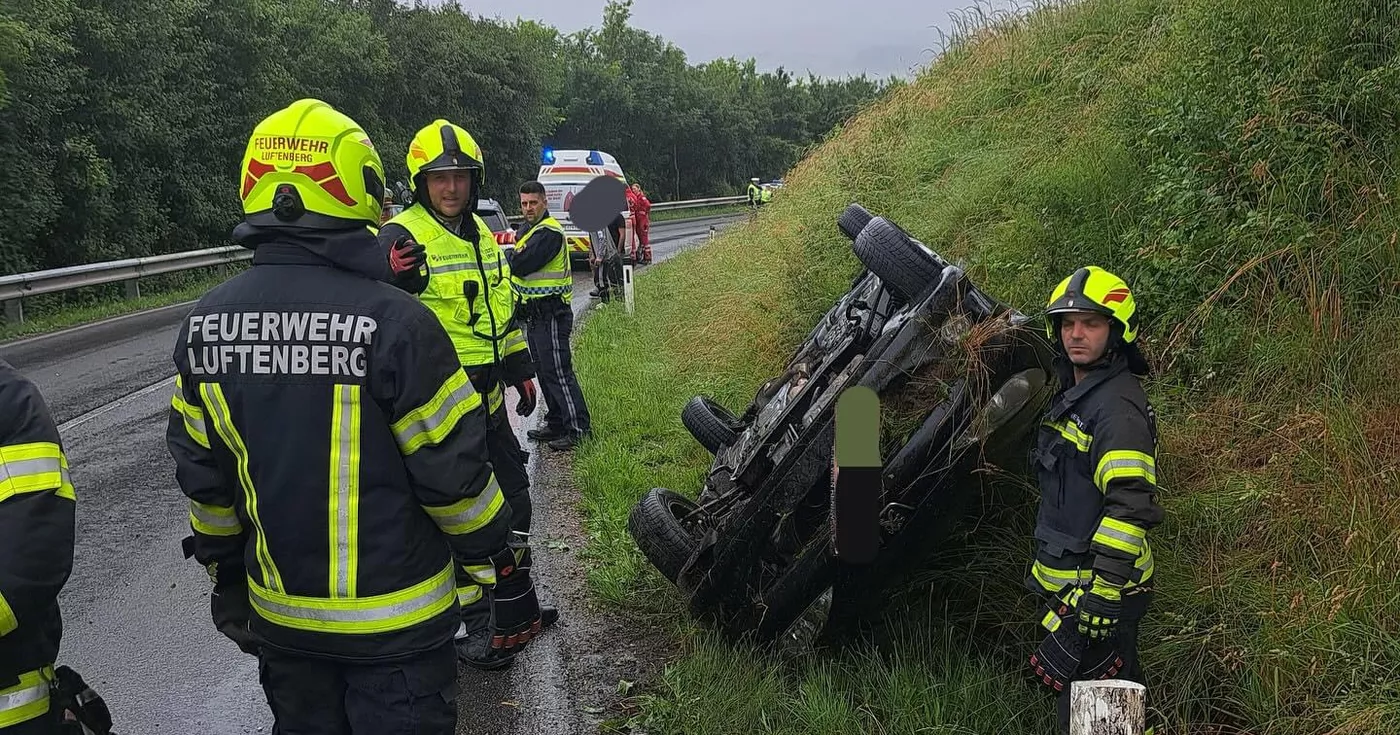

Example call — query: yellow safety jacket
[510,215,571,302]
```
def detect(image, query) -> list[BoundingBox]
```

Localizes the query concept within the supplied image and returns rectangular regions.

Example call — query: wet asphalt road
[0,215,737,734]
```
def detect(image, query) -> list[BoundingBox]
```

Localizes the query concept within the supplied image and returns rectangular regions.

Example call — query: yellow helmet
[1044,266,1139,344]
[406,119,485,197]
[239,99,385,229]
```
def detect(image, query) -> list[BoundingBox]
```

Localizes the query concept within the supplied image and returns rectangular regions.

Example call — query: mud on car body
[628,204,1057,647]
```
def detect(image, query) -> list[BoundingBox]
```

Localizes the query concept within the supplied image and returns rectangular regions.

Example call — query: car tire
[852,217,945,302]
[838,203,874,241]
[628,488,706,583]
[682,395,744,454]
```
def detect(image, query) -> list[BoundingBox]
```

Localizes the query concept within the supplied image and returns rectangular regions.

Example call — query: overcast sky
[456,0,1025,80]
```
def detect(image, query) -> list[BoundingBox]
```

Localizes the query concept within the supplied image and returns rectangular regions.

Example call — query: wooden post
[1070,680,1145,735]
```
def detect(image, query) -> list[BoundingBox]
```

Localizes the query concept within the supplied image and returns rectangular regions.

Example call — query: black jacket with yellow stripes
[166,223,513,662]
[0,359,76,683]
[1029,352,1164,595]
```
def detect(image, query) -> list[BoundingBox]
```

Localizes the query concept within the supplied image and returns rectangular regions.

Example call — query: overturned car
[626,204,1057,648]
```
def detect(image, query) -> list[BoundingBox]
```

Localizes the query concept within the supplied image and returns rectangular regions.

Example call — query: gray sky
[456,0,1025,80]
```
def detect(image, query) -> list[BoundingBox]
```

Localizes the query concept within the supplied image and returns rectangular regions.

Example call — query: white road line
[59,375,175,434]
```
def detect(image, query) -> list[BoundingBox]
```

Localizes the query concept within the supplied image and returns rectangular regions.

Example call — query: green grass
[0,266,243,342]
[572,0,1400,733]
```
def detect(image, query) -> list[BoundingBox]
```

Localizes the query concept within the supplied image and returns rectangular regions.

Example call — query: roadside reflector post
[622,264,634,315]
[1070,680,1146,735]
[831,386,881,564]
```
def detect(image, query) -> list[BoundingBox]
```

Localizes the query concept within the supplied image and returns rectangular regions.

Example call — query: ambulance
[536,148,633,267]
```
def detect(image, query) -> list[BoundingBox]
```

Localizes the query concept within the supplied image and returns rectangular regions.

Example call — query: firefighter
[166,98,542,732]
[377,119,557,670]
[1026,266,1163,734]
[746,178,763,207]
[0,360,76,734]
[511,180,593,450]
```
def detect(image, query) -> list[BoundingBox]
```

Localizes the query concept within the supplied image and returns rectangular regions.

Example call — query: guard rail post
[4,298,20,325]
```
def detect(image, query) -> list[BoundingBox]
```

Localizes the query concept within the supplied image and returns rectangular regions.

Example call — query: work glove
[1029,619,1124,692]
[481,546,543,654]
[513,379,538,417]
[1077,578,1123,641]
[388,236,426,276]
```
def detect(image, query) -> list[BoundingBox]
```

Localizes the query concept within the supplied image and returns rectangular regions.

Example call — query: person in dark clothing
[167,99,541,732]
[587,212,627,302]
[1026,266,1163,735]
[509,180,592,451]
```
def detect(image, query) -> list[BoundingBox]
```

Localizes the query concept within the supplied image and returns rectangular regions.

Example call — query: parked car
[476,198,516,250]
[627,204,1056,648]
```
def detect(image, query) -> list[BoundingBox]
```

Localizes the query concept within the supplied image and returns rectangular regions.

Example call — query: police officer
[1026,266,1163,734]
[510,180,592,450]
[747,177,763,207]
[0,360,76,733]
[377,120,557,670]
[166,99,541,732]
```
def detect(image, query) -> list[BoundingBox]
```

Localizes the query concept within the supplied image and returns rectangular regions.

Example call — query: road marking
[59,375,175,434]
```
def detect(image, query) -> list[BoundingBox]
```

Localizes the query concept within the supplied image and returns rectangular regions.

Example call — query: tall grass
[575,0,1400,732]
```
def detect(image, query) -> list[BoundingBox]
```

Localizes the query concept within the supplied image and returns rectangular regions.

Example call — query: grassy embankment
[572,1,1400,733]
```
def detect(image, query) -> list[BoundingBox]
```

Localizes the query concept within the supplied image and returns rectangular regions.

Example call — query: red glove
[389,236,426,276]
[513,380,537,417]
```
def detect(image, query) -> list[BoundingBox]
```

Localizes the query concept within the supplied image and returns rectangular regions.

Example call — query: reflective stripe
[189,500,243,537]
[520,269,570,282]
[463,563,496,586]
[201,383,284,593]
[1092,516,1147,556]
[487,383,505,414]
[249,563,456,635]
[514,283,571,297]
[457,585,483,606]
[329,385,362,598]
[0,442,75,502]
[1031,560,1092,592]
[432,259,501,274]
[0,590,16,636]
[392,370,480,455]
[172,376,210,449]
[512,215,572,302]
[0,667,52,727]
[1046,419,1092,452]
[502,331,527,355]
[1095,450,1157,491]
[422,476,504,535]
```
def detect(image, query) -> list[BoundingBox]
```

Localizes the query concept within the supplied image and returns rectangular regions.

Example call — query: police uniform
[0,360,75,734]
[168,99,540,733]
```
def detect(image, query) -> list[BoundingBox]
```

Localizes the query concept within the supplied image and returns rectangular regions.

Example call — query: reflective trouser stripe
[189,500,243,537]
[392,370,480,455]
[0,442,75,502]
[1095,450,1157,491]
[487,383,504,414]
[329,384,362,599]
[422,476,504,535]
[172,376,210,448]
[0,591,16,636]
[249,563,456,635]
[201,383,283,592]
[0,667,52,727]
[1031,561,1092,592]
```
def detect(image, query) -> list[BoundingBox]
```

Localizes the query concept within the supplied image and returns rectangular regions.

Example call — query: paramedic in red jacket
[627,183,652,265]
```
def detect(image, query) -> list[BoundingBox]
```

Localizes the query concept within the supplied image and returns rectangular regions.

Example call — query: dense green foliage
[0,0,895,276]
[573,0,1400,733]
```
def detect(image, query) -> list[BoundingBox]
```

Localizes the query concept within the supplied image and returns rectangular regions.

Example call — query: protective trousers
[1053,588,1153,735]
[458,390,533,632]
[524,299,591,438]
[257,642,457,735]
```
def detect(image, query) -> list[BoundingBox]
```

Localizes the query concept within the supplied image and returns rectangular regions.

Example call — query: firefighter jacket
[510,214,570,303]
[379,206,533,412]
[1029,353,1163,596]
[166,223,514,662]
[0,359,75,725]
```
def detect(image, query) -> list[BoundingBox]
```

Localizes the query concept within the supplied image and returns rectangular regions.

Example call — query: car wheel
[838,203,874,241]
[682,395,745,454]
[628,488,708,584]
[852,217,946,302]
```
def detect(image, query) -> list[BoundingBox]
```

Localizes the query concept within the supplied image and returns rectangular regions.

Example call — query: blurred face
[520,192,546,224]
[426,169,471,218]
[1060,312,1112,366]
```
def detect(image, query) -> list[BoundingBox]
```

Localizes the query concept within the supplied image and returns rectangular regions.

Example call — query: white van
[536,148,632,267]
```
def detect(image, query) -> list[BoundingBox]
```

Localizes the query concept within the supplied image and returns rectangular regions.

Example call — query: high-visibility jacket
[1028,354,1163,616]
[0,359,75,728]
[381,205,528,372]
[166,228,513,661]
[747,182,762,204]
[510,215,570,302]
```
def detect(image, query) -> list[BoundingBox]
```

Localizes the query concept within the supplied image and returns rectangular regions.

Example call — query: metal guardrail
[0,196,749,323]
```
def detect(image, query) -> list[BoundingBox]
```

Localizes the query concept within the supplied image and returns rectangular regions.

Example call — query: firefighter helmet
[1044,266,1139,344]
[406,119,485,193]
[239,99,385,229]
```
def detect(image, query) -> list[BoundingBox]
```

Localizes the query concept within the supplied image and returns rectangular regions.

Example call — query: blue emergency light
[541,148,556,164]
[586,150,604,166]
